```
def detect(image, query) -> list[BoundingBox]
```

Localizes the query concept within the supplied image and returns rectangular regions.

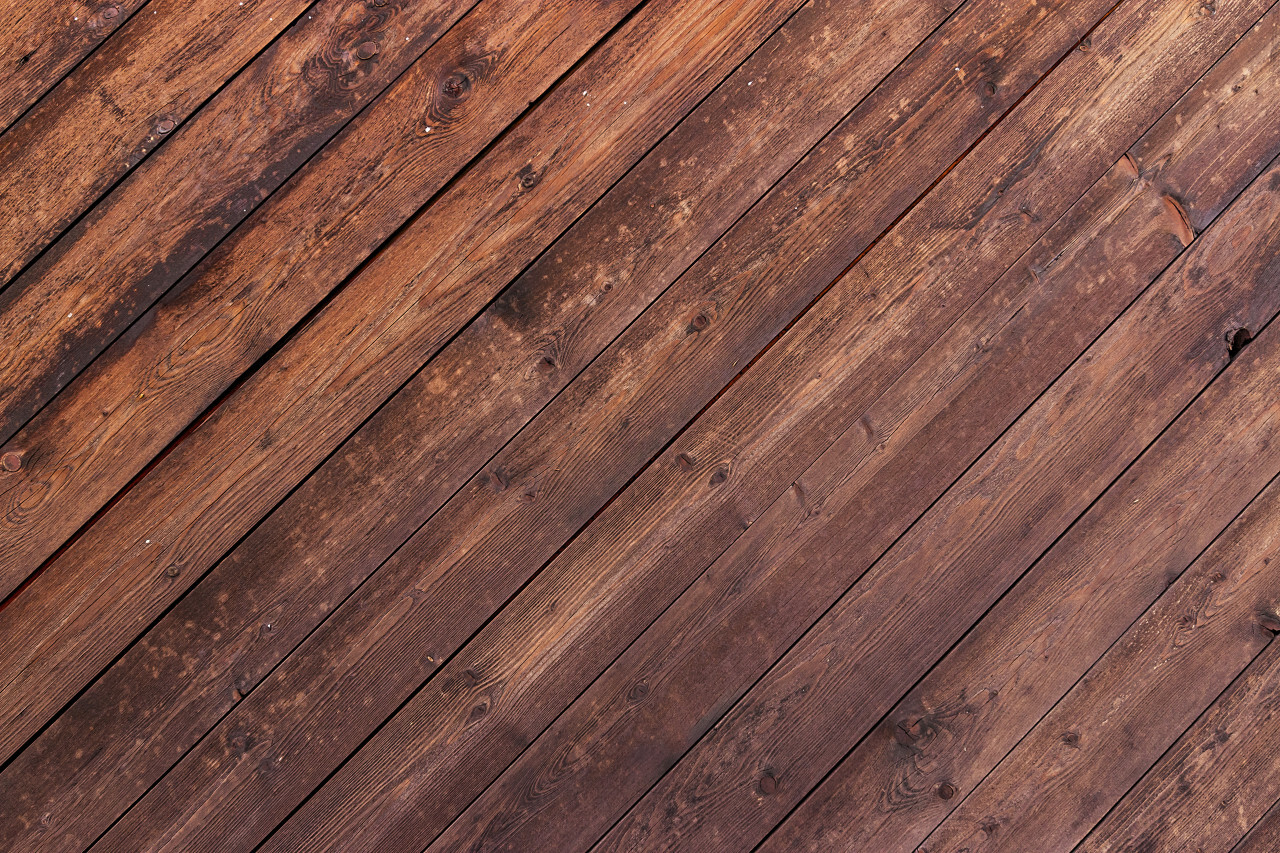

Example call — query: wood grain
[435,14,1280,852]
[1233,798,1280,852]
[594,109,1280,853]
[0,0,916,785]
[254,2,1277,851]
[1077,637,1280,852]
[0,0,484,445]
[0,0,147,134]
[761,14,1280,850]
[0,0,639,600]
[0,0,317,285]
[914,333,1280,851]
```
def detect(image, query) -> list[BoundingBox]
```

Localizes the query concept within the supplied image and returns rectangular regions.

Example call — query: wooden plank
[0,0,147,133]
[910,357,1280,851]
[0,0,488,444]
[0,0,642,599]
[29,0,1136,849]
[245,3,1279,852]
[0,0,315,282]
[760,15,1280,851]
[591,104,1280,853]
[435,13,1280,852]
[1233,798,1280,852]
[0,0,924,776]
[1077,638,1280,852]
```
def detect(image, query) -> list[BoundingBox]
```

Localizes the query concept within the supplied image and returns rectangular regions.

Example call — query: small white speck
[424,126,432,132]
[145,539,151,544]
[747,81,753,86]
[67,313,73,318]
[582,90,587,96]
[406,36,410,40]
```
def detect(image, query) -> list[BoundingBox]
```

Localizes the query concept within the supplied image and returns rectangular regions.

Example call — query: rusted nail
[758,772,777,795]
[356,41,379,60]
[937,782,957,800]
[1,452,21,472]
[165,564,181,578]
[156,119,175,134]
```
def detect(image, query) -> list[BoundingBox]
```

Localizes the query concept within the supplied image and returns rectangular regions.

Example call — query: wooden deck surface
[3,0,1280,849]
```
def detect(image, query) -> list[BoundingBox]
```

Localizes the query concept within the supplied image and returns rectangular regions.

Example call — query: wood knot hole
[356,41,379,60]
[1226,327,1251,359]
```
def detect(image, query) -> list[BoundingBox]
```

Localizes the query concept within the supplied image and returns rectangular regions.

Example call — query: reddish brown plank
[0,0,315,282]
[0,0,641,599]
[0,0,147,133]
[1234,798,1280,852]
[0,0,488,446]
[433,13,1280,852]
[1077,638,1280,851]
[760,14,1280,850]
[912,344,1280,851]
[0,0,851,793]
[592,104,1280,853]
[251,3,1276,851]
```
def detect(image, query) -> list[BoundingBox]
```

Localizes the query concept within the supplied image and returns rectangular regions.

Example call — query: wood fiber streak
[0,0,484,445]
[1234,798,1280,852]
[0,0,313,284]
[762,12,1280,851]
[0,0,147,133]
[0,0,850,833]
[266,2,1272,852]
[1078,639,1280,852]
[0,0,638,601]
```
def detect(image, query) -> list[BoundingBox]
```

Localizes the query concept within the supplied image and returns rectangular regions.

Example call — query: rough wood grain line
[1076,638,1280,852]
[435,16,1280,852]
[81,0,1128,850]
[0,0,919,796]
[257,3,1276,851]
[0,0,147,133]
[761,14,1280,851]
[912,334,1280,852]
[594,127,1280,853]
[1232,796,1280,852]
[0,0,315,284]
[0,0,641,601]
[0,0,487,445]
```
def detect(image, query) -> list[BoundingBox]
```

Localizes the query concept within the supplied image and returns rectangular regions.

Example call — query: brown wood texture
[0,0,148,133]
[3,0,1280,848]
[0,0,485,445]
[0,0,852,799]
[260,2,1276,850]
[0,0,640,600]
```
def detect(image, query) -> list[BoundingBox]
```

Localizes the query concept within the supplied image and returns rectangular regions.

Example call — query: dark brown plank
[434,13,1280,852]
[49,0,1132,849]
[0,0,486,446]
[1234,798,1280,852]
[1077,638,1280,851]
[0,0,641,599]
[0,0,147,133]
[0,0,843,792]
[591,96,1280,853]
[251,3,1276,851]
[0,0,315,281]
[760,14,1280,850]
[912,348,1280,851]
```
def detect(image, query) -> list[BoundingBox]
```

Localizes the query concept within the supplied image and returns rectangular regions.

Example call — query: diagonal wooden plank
[1077,637,1280,852]
[910,330,1280,852]
[243,3,1276,852]
[590,89,1280,853]
[0,0,644,599]
[1233,797,1280,852]
[0,0,928,784]
[0,0,147,134]
[0,0,319,282]
[0,0,490,447]
[34,0,1134,850]
[434,13,1280,853]
[759,14,1280,850]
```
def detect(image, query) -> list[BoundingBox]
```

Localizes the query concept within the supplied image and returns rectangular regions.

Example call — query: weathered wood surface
[0,0,640,600]
[258,2,1276,851]
[592,82,1280,853]
[1234,798,1280,852]
[0,0,488,448]
[49,0,1136,845]
[912,328,1280,851]
[761,12,1280,851]
[0,0,147,134]
[0,0,845,803]
[1078,637,1280,852]
[0,0,314,285]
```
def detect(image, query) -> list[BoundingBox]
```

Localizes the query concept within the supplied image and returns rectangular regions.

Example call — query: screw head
[1,452,21,472]
[156,119,175,134]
